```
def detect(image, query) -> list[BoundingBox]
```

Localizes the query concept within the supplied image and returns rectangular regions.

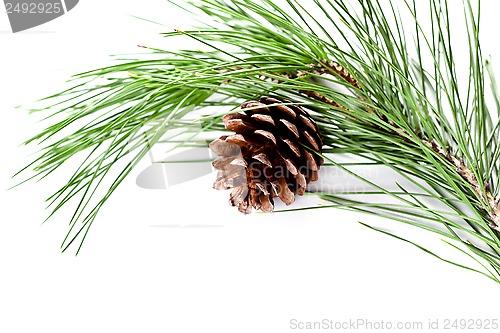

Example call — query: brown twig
[298,60,500,232]
[423,139,500,231]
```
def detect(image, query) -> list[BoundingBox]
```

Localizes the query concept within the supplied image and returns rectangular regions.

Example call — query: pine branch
[294,59,500,232]
[14,0,500,282]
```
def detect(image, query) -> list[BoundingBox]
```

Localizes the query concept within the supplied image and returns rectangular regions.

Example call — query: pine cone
[210,96,324,213]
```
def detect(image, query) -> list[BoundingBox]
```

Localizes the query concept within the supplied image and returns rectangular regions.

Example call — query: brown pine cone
[210,96,324,213]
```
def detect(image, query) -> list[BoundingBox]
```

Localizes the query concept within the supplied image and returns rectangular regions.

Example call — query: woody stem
[301,60,500,232]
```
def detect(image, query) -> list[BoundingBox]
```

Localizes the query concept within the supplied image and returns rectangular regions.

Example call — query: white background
[2,1,500,332]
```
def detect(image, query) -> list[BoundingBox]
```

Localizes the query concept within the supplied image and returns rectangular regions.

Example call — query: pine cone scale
[279,119,300,138]
[254,130,277,144]
[251,114,275,126]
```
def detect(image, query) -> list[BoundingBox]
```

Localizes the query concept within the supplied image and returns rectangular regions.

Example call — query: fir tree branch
[14,0,500,282]
[296,59,500,232]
